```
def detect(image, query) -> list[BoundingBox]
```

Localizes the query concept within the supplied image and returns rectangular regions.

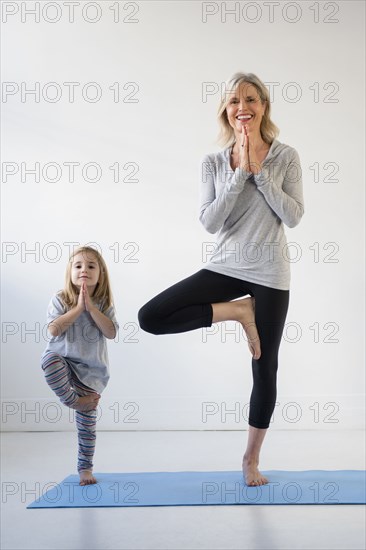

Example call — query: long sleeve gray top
[199,138,304,290]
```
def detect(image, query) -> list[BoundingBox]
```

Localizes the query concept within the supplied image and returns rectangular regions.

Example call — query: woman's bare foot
[79,470,97,486]
[242,456,268,486]
[235,297,261,359]
[71,394,100,412]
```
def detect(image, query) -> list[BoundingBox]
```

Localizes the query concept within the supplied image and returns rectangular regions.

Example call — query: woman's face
[225,82,266,136]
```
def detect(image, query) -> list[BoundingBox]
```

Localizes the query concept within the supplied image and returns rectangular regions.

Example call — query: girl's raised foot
[71,394,100,412]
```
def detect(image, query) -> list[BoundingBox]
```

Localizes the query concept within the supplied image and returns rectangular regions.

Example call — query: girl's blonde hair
[59,246,114,313]
[217,72,280,149]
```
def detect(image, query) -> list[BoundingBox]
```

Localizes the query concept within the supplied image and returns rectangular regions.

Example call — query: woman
[138,72,304,486]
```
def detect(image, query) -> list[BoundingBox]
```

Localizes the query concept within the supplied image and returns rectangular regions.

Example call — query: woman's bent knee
[138,304,162,335]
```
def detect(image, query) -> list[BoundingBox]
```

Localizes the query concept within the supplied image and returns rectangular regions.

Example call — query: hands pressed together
[239,124,263,175]
[76,281,116,339]
[77,281,95,313]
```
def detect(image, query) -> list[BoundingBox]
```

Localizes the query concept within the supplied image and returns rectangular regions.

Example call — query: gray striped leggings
[41,351,99,472]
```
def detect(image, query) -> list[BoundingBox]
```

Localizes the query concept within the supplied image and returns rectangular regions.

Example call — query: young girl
[41,246,119,486]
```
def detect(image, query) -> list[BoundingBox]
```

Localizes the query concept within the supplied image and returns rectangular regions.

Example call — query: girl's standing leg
[41,352,100,485]
[71,375,99,485]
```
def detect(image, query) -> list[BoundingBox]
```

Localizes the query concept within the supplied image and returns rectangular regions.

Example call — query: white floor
[1,430,365,550]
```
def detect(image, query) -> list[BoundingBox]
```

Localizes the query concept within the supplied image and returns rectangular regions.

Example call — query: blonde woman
[41,246,119,485]
[138,72,304,486]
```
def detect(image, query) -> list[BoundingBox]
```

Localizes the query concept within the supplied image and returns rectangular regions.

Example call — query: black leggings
[137,269,289,429]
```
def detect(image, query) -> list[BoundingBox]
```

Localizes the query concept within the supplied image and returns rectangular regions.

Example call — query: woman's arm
[253,149,304,228]
[199,154,252,234]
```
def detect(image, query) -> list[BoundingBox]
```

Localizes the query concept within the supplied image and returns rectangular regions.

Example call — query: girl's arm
[48,304,83,337]
[88,307,117,339]
[82,283,117,339]
[48,292,84,336]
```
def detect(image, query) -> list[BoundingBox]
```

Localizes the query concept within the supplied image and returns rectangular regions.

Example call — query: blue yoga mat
[27,470,366,508]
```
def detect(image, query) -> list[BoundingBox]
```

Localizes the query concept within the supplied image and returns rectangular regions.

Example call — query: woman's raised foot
[234,297,261,359]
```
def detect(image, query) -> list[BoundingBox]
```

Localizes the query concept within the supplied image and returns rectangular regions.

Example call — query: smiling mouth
[236,115,253,121]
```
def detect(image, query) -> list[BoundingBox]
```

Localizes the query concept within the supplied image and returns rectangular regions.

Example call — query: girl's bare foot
[79,470,97,486]
[235,297,261,359]
[242,456,268,486]
[71,394,100,412]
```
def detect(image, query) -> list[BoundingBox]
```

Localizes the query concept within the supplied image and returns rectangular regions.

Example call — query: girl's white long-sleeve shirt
[199,138,304,290]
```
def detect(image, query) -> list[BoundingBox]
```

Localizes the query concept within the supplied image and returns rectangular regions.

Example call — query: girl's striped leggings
[41,351,99,473]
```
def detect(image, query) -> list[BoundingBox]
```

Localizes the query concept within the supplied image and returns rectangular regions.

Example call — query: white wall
[1,0,365,431]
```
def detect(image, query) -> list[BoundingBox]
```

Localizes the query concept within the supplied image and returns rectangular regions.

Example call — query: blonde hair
[217,72,280,149]
[58,246,114,313]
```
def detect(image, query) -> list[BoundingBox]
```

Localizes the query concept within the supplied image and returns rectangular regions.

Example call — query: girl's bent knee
[41,352,64,369]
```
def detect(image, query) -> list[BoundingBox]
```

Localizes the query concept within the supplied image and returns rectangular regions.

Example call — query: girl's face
[70,251,101,295]
[225,82,266,136]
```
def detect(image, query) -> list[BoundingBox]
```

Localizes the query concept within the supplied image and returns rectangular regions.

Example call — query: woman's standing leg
[242,284,290,486]
[211,285,289,485]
